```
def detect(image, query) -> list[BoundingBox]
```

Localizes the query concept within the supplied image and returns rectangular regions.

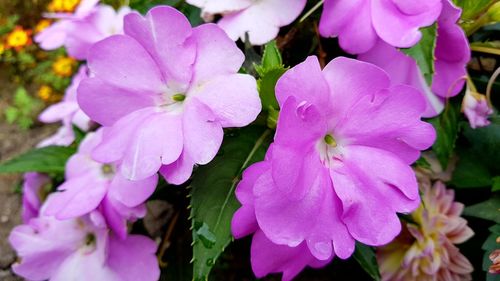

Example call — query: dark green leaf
[402,24,437,85]
[483,224,500,281]
[428,103,460,169]
[493,177,500,192]
[257,67,287,111]
[72,125,86,145]
[0,146,76,174]
[451,151,492,188]
[464,196,500,223]
[190,127,272,280]
[353,243,381,281]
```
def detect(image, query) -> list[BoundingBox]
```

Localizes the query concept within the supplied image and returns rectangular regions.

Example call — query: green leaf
[255,40,283,75]
[72,125,86,145]
[190,127,272,280]
[483,224,500,281]
[493,177,500,192]
[0,146,76,174]
[451,151,492,188]
[5,107,19,123]
[254,41,288,113]
[428,103,460,169]
[453,0,494,20]
[353,243,381,281]
[464,196,500,223]
[402,24,437,85]
[257,67,287,111]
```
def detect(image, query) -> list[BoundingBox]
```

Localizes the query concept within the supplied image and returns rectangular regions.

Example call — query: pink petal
[191,73,260,127]
[109,172,158,207]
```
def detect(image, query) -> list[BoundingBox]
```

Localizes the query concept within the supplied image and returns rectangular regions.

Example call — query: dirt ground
[0,77,56,280]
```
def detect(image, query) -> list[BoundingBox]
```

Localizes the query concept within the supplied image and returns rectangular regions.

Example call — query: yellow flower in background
[35,20,52,34]
[38,85,53,102]
[52,56,76,77]
[6,26,32,50]
[48,0,80,13]
[0,43,5,56]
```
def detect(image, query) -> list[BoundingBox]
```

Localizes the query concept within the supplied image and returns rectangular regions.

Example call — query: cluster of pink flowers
[12,4,261,281]
[8,0,482,280]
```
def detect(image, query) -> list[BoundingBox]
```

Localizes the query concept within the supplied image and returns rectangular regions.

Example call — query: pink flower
[320,0,442,54]
[77,6,261,184]
[38,65,92,147]
[21,172,51,223]
[232,56,435,280]
[359,0,470,117]
[36,1,131,60]
[462,86,493,129]
[43,129,158,238]
[377,181,474,281]
[187,0,307,45]
[9,209,159,281]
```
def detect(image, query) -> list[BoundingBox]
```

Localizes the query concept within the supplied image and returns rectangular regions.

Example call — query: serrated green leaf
[353,243,381,281]
[190,127,272,281]
[402,24,437,85]
[428,103,460,169]
[464,196,500,223]
[255,40,283,76]
[257,67,287,111]
[0,146,76,174]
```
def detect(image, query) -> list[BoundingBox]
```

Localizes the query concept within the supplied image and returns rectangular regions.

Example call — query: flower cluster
[5,0,489,280]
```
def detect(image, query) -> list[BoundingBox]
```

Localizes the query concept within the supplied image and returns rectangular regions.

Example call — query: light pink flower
[377,181,474,281]
[38,65,92,147]
[21,172,51,223]
[320,0,442,54]
[43,129,158,238]
[36,1,131,60]
[232,56,435,280]
[462,86,493,129]
[78,6,261,184]
[187,0,306,45]
[359,0,470,117]
[9,209,159,281]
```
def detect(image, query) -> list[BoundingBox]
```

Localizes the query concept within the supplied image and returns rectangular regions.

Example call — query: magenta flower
[21,172,51,223]
[359,0,470,117]
[38,65,92,147]
[462,87,493,129]
[36,2,130,60]
[77,6,261,184]
[232,56,435,280]
[320,0,442,54]
[43,129,158,238]
[9,209,159,281]
[187,0,307,45]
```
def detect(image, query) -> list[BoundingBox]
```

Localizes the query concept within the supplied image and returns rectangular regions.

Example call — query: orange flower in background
[5,26,32,51]
[38,85,54,102]
[38,85,62,103]
[35,20,52,34]
[52,56,77,77]
[48,0,81,13]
